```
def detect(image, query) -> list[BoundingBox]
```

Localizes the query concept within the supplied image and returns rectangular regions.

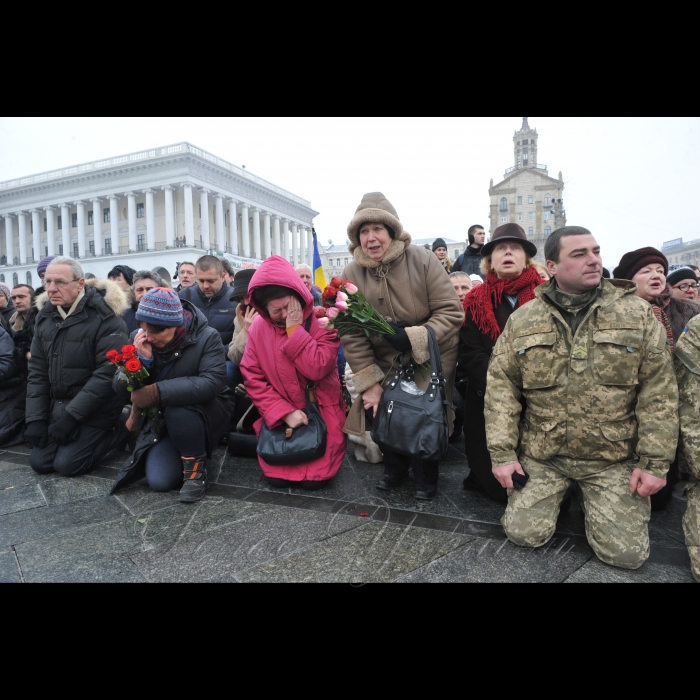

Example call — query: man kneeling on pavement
[673,317,700,583]
[486,227,679,571]
[25,257,130,477]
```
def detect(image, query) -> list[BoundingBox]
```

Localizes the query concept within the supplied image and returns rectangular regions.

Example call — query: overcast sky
[1,117,698,269]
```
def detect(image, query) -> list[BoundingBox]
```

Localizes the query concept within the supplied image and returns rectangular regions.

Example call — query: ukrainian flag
[313,230,328,290]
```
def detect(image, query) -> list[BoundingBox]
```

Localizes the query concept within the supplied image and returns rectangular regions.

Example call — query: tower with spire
[488,117,566,264]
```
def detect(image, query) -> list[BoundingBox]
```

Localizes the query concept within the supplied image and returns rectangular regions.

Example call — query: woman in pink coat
[241,256,347,490]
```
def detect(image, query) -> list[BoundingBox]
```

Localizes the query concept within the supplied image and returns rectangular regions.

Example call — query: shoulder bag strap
[426,325,450,406]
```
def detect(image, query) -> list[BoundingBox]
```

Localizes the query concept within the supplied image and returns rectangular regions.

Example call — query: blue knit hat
[37,256,57,277]
[135,288,184,327]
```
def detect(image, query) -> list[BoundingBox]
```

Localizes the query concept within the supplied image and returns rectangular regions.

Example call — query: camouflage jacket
[485,279,679,479]
[674,316,700,481]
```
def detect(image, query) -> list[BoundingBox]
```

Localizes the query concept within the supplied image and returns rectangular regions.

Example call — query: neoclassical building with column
[0,143,319,288]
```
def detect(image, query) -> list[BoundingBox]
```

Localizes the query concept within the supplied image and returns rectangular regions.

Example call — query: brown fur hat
[347,193,410,252]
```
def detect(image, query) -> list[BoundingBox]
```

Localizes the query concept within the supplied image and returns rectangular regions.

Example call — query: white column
[281,219,290,262]
[200,189,211,249]
[30,209,42,262]
[45,207,56,257]
[125,192,137,251]
[251,209,261,260]
[215,194,226,253]
[299,223,306,268]
[60,204,71,257]
[75,201,87,258]
[4,215,14,264]
[291,223,299,267]
[263,211,272,259]
[240,203,250,258]
[307,227,314,267]
[144,189,156,251]
[181,184,195,247]
[109,196,119,255]
[163,186,176,248]
[272,216,281,257]
[17,212,28,265]
[228,200,239,256]
[91,199,103,258]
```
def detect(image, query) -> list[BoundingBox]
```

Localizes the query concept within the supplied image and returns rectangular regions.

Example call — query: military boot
[179,456,208,503]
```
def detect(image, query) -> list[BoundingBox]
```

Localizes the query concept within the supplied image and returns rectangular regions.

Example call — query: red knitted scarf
[463,266,542,344]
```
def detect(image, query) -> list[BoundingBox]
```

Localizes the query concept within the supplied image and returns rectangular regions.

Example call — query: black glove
[48,413,81,447]
[386,323,413,354]
[25,421,50,449]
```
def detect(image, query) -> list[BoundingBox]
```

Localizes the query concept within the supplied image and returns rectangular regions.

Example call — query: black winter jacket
[180,283,237,348]
[0,326,27,447]
[11,308,36,379]
[1,301,15,330]
[111,302,233,492]
[27,279,129,430]
[453,246,486,280]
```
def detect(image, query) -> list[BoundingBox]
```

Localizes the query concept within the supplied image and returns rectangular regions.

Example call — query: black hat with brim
[230,269,256,300]
[481,224,538,259]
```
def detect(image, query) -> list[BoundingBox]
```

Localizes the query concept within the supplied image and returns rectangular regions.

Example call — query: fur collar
[35,278,129,316]
[352,237,412,270]
[653,285,700,344]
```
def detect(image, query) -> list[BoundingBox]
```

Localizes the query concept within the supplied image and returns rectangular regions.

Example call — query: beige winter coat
[341,193,464,436]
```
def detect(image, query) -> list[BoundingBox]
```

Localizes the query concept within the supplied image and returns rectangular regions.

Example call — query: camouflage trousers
[684,478,700,584]
[503,455,652,571]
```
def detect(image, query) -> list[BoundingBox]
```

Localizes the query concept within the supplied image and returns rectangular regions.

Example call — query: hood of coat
[248,255,314,325]
[35,277,129,316]
[347,192,413,269]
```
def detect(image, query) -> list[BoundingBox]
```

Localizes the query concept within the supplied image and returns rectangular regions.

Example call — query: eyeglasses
[43,279,80,289]
[135,287,157,294]
[675,283,699,293]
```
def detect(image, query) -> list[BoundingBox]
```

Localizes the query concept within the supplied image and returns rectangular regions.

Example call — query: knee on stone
[53,454,91,478]
[594,545,649,572]
[29,454,55,475]
[503,514,554,550]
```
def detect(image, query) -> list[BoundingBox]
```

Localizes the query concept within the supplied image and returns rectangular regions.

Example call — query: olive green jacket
[485,279,679,479]
[674,316,700,481]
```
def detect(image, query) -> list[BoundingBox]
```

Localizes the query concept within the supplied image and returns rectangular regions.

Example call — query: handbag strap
[425,325,449,405]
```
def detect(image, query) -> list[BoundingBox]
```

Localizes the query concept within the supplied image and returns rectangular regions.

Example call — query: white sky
[1,117,698,270]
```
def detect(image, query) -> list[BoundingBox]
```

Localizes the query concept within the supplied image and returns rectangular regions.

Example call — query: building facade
[662,238,700,267]
[0,143,318,288]
[489,118,566,263]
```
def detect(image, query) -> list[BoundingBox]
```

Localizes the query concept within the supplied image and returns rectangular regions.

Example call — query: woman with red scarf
[460,224,542,502]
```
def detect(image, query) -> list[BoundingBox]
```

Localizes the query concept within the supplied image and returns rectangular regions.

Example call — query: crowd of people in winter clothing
[2,195,700,583]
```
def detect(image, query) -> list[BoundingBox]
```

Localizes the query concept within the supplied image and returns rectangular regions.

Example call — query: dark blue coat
[179,283,237,348]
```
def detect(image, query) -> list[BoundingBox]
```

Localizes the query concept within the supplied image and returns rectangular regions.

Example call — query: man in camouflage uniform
[673,317,700,583]
[486,227,679,570]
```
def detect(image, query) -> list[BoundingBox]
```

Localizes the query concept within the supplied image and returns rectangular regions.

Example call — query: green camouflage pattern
[485,279,679,479]
[504,455,652,570]
[673,316,700,582]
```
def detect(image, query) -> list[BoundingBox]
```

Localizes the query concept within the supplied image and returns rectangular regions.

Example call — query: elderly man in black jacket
[25,257,130,477]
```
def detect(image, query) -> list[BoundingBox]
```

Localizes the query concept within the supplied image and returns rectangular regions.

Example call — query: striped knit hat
[135,288,184,327]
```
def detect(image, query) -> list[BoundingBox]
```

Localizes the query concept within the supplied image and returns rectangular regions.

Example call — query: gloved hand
[386,323,413,354]
[131,383,161,409]
[24,421,49,449]
[48,413,81,447]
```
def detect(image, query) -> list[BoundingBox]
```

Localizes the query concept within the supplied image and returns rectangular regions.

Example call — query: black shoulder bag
[371,325,451,463]
[257,317,328,466]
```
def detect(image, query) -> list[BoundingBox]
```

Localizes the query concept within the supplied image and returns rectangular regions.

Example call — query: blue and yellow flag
[313,231,328,290]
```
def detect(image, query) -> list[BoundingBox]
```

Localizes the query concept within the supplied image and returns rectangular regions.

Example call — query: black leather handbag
[256,317,328,466]
[371,326,451,463]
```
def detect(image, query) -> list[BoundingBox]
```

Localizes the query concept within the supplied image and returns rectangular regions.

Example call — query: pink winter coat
[241,256,347,482]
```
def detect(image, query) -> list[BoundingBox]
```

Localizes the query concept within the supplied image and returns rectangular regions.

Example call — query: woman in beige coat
[342,193,464,500]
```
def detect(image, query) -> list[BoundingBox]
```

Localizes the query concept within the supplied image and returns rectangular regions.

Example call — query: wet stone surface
[0,443,694,583]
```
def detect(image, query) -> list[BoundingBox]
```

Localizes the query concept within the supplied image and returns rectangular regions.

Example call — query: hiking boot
[180,457,208,503]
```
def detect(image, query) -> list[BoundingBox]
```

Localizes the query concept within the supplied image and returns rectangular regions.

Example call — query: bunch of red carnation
[107,345,150,389]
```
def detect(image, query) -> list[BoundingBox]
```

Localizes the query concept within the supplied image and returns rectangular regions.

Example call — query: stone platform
[0,440,694,583]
